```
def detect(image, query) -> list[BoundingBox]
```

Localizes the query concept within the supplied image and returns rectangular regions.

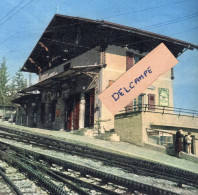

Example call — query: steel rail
[0,140,179,195]
[0,166,23,195]
[0,150,68,195]
[18,155,120,195]
[0,126,197,188]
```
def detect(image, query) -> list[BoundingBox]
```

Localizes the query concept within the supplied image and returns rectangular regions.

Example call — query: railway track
[0,141,183,195]
[0,164,21,195]
[0,158,48,195]
[0,125,197,189]
[0,125,197,194]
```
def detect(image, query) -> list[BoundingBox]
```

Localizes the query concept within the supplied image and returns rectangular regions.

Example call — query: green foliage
[0,57,28,106]
[0,57,10,106]
[10,69,27,100]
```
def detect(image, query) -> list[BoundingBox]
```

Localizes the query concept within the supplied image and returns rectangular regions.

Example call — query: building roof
[21,14,198,74]
[18,64,103,93]
[12,94,40,105]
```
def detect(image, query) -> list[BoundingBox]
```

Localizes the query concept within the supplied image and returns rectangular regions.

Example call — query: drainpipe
[97,45,107,132]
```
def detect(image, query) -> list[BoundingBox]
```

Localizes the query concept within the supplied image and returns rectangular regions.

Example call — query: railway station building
[13,14,198,149]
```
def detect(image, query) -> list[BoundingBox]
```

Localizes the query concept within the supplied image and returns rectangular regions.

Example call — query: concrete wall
[41,65,64,81]
[115,112,143,146]
[142,111,198,142]
[115,111,198,151]
[143,70,173,107]
[100,45,173,131]
[41,48,100,81]
[70,47,100,68]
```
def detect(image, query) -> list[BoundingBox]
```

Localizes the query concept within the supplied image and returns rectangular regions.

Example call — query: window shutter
[125,101,133,112]
[148,94,155,110]
[126,51,134,71]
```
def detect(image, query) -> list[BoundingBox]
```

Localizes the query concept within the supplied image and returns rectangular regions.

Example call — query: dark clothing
[183,135,188,153]
[175,131,183,153]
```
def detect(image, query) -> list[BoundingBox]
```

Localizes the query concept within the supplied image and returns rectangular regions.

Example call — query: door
[65,94,80,130]
[85,88,95,127]
[73,95,80,130]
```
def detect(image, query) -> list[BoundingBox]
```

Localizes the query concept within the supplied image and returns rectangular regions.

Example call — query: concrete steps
[71,128,120,141]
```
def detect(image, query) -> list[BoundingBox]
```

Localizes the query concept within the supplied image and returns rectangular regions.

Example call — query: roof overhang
[21,14,198,74]
[12,94,40,105]
[19,64,103,93]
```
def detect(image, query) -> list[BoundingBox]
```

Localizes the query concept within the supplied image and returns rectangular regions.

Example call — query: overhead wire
[0,0,26,23]
[0,48,31,55]
[0,1,197,55]
[143,12,198,30]
[1,10,197,47]
[0,0,195,47]
[1,6,197,47]
[102,0,187,19]
[0,22,80,46]
[0,0,35,26]
[0,0,190,43]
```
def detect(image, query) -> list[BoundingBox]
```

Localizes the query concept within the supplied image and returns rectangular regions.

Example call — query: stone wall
[115,110,198,151]
[115,112,143,146]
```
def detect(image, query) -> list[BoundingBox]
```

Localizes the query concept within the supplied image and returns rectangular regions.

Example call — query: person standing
[185,132,192,154]
[183,134,188,153]
[175,129,183,157]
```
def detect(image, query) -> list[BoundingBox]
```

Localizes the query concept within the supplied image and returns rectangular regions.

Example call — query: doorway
[65,94,80,130]
[84,88,95,128]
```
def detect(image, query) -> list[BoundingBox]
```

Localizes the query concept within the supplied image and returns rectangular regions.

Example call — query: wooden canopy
[21,14,198,74]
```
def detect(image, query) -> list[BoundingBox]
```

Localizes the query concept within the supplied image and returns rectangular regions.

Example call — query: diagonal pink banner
[98,43,178,115]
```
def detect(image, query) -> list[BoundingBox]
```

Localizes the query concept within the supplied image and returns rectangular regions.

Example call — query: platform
[0,122,197,174]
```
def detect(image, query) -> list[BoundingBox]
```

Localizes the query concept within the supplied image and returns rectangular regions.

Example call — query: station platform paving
[0,122,197,174]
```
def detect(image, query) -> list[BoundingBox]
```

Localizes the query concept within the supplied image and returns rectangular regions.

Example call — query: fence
[120,104,198,118]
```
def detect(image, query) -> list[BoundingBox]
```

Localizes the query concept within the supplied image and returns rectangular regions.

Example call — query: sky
[0,0,198,110]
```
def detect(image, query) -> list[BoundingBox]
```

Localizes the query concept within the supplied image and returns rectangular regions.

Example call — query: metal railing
[119,104,198,117]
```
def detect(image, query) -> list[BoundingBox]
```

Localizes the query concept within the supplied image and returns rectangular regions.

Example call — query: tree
[10,69,28,100]
[0,57,10,106]
[13,69,27,91]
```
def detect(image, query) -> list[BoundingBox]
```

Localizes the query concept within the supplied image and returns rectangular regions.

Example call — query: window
[126,51,134,71]
[138,95,143,111]
[126,52,143,71]
[134,98,137,111]
[134,55,140,64]
[148,94,155,110]
[159,133,173,146]
[33,112,37,123]
[159,88,169,106]
[171,68,174,80]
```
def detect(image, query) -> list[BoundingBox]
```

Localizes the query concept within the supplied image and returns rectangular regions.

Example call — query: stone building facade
[13,14,198,142]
